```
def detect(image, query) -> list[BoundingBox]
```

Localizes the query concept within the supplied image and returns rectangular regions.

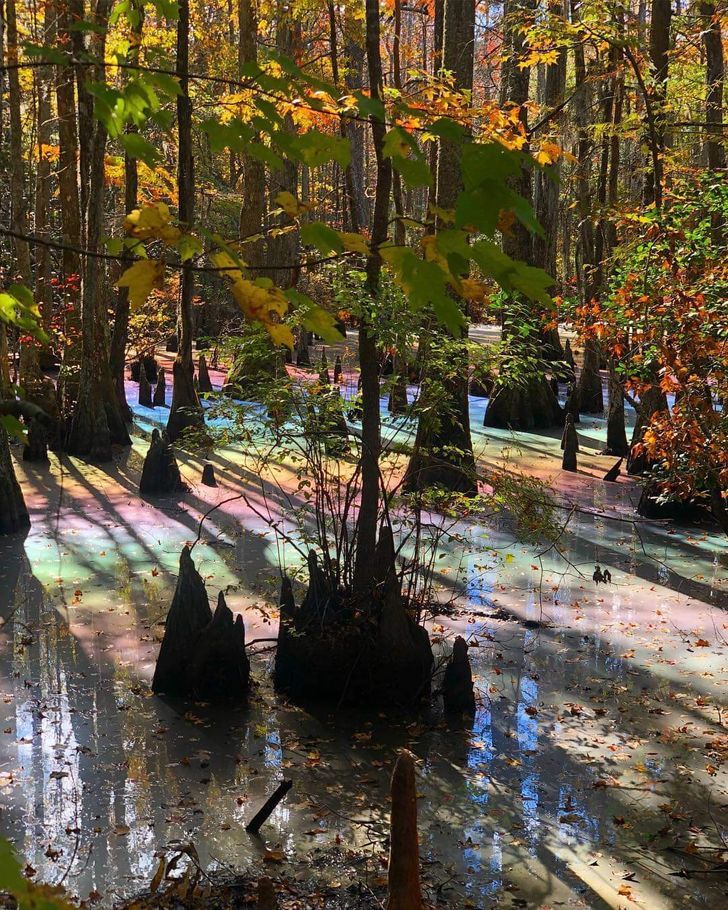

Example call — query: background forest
[0,0,726,908]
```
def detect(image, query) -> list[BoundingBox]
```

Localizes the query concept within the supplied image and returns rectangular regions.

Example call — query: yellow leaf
[337,232,369,255]
[275,191,302,218]
[117,259,165,310]
[124,202,181,243]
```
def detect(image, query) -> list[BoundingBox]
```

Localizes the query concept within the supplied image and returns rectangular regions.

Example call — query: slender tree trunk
[66,0,132,459]
[109,9,144,422]
[643,0,671,208]
[484,0,563,430]
[701,1,725,170]
[167,0,204,441]
[54,0,83,410]
[404,0,477,495]
[238,0,266,265]
[532,0,566,359]
[353,0,393,595]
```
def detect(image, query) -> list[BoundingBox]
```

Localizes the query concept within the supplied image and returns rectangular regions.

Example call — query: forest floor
[0,336,726,909]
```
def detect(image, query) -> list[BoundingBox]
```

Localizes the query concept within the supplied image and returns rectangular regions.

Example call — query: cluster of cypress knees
[151,539,477,716]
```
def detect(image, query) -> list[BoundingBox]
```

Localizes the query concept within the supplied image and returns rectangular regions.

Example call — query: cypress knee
[333,354,342,383]
[22,419,49,463]
[140,429,183,495]
[561,414,579,472]
[138,363,153,407]
[153,367,167,407]
[319,348,330,385]
[201,462,217,487]
[443,636,476,715]
[385,751,423,910]
[198,354,213,393]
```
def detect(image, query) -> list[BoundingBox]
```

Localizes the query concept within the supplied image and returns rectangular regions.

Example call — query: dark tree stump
[380,353,394,377]
[198,354,213,394]
[201,462,217,487]
[165,333,179,353]
[138,364,153,407]
[140,429,183,495]
[603,458,623,482]
[564,338,576,382]
[561,414,579,472]
[470,373,494,398]
[275,541,433,706]
[385,751,423,910]
[189,591,250,701]
[565,383,581,423]
[284,346,293,364]
[0,429,30,535]
[131,356,158,383]
[22,419,49,464]
[153,367,167,407]
[152,546,212,696]
[442,636,476,715]
[333,354,342,383]
[484,377,564,431]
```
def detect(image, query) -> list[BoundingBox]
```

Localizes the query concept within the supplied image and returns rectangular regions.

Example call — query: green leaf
[119,133,161,166]
[176,234,203,263]
[471,240,553,304]
[149,72,182,98]
[300,222,344,256]
[104,237,125,256]
[392,154,431,188]
[0,415,27,445]
[285,289,344,344]
[21,42,69,64]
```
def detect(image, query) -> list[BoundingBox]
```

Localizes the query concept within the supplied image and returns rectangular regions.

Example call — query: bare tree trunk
[404,0,477,494]
[54,0,83,410]
[110,9,144,422]
[167,0,204,441]
[67,0,132,459]
[643,0,671,208]
[484,0,563,430]
[532,0,566,359]
[353,0,393,595]
[238,0,266,266]
[701,1,725,170]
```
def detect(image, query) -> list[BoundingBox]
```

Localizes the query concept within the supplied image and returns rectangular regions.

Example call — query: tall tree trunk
[6,0,52,411]
[238,0,266,266]
[572,0,603,415]
[484,0,563,430]
[532,0,566,360]
[343,29,369,231]
[353,0,393,595]
[109,9,144,422]
[167,0,204,441]
[643,0,671,208]
[701,1,725,170]
[404,0,477,495]
[54,0,83,411]
[66,0,132,459]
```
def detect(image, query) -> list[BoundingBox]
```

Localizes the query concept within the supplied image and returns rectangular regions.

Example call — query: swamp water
[0,371,726,909]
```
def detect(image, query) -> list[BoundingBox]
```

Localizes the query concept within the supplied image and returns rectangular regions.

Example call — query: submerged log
[385,751,423,910]
[138,364,153,407]
[198,354,213,394]
[333,354,342,383]
[246,779,293,835]
[603,458,623,482]
[442,636,476,715]
[140,429,183,495]
[152,548,250,701]
[153,367,167,407]
[152,546,213,696]
[0,428,30,535]
[561,414,579,472]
